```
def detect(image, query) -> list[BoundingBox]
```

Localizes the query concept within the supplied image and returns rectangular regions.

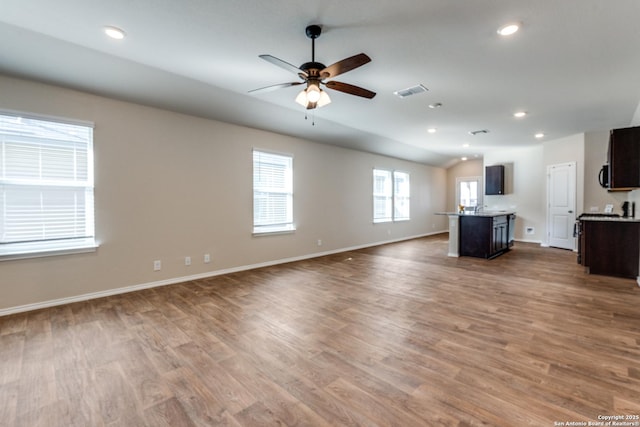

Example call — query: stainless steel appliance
[575,213,620,264]
[508,214,516,247]
[598,164,609,188]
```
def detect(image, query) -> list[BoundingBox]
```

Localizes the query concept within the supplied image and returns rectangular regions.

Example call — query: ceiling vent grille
[393,84,428,98]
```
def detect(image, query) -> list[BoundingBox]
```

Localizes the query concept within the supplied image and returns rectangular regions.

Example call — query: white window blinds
[373,169,392,223]
[393,171,411,221]
[373,169,410,223]
[253,150,294,233]
[0,113,95,251]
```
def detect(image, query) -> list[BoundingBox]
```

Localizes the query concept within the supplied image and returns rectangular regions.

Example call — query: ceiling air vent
[393,84,428,98]
[469,129,490,136]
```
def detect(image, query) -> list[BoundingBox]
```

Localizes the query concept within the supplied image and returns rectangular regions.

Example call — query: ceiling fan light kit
[295,84,331,108]
[250,24,375,110]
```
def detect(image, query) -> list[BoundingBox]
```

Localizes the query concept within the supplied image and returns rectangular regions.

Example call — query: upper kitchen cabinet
[485,165,505,195]
[608,126,640,189]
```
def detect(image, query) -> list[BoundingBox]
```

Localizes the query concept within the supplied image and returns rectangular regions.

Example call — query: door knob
[568,210,573,213]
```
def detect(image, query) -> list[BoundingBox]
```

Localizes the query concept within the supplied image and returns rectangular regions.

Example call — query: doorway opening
[456,176,483,211]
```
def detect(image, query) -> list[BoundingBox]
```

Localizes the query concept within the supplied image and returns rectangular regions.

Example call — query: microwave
[598,164,609,188]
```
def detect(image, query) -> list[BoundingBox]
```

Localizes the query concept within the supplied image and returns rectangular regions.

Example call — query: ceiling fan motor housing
[300,62,326,77]
[305,25,322,39]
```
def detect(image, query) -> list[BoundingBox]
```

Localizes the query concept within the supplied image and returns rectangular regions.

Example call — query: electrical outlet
[204,253,211,264]
[525,227,535,235]
[317,239,322,246]
[153,260,161,271]
[185,256,191,266]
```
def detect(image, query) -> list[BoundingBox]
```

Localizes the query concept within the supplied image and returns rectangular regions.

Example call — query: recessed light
[462,143,470,148]
[104,26,126,40]
[427,128,437,134]
[428,102,443,109]
[535,133,545,139]
[498,23,520,36]
[513,111,527,118]
[461,157,468,161]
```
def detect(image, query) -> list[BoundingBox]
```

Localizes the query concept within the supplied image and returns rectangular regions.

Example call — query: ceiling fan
[249,24,376,110]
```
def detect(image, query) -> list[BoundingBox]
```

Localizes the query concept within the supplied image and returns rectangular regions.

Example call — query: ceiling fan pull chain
[303,111,316,125]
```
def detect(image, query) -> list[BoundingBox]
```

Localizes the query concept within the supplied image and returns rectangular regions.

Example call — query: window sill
[373,219,392,224]
[0,238,98,261]
[252,227,296,237]
[373,219,410,224]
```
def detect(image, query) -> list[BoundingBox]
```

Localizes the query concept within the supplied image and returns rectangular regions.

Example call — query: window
[253,150,294,234]
[456,176,482,210]
[393,171,410,221]
[373,169,392,222]
[373,169,410,223]
[0,112,96,259]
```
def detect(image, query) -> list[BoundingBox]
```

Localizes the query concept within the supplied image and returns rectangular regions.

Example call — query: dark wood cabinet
[580,219,640,278]
[608,126,640,189]
[485,165,505,195]
[460,214,509,259]
[492,216,509,254]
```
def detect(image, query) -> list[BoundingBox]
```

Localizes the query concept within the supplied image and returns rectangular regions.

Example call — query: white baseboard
[516,238,544,245]
[0,231,443,317]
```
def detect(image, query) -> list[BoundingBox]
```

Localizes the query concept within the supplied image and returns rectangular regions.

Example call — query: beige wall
[0,75,447,312]
[484,146,546,243]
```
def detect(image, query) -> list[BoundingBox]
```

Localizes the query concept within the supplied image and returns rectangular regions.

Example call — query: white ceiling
[1,0,640,167]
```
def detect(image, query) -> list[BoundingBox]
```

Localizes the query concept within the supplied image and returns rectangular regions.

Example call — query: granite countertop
[579,215,640,223]
[435,211,516,217]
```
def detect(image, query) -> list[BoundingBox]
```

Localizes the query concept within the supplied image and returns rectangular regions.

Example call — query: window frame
[252,149,295,235]
[372,168,411,223]
[373,168,393,223]
[0,110,97,261]
[393,170,411,221]
[456,176,483,211]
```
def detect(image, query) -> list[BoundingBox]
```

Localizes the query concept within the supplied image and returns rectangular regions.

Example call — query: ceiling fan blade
[325,81,376,99]
[320,53,371,79]
[248,81,304,94]
[259,54,308,77]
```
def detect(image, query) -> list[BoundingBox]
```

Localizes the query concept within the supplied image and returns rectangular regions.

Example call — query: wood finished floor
[2,234,640,426]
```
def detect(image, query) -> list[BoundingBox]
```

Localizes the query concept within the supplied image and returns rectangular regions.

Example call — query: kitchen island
[435,211,516,258]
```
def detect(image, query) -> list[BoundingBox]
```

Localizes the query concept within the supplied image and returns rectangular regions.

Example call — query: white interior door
[547,162,576,250]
